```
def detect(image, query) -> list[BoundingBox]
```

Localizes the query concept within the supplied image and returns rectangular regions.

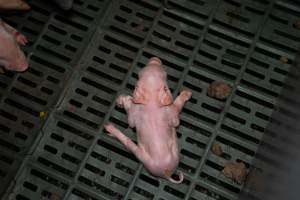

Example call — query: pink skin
[105,57,192,184]
[0,20,29,72]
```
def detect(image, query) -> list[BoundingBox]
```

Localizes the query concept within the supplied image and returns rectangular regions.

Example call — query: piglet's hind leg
[104,123,146,162]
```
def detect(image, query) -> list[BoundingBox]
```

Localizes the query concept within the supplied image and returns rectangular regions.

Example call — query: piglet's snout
[16,62,29,72]
[148,57,162,65]
[10,53,29,72]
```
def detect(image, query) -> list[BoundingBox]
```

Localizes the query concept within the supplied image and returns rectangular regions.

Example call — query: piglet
[0,19,29,72]
[105,57,192,184]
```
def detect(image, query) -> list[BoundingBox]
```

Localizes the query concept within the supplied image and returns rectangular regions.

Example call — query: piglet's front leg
[116,95,136,128]
[173,89,192,113]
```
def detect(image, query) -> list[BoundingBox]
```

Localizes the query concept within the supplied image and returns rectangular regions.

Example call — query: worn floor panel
[0,0,299,199]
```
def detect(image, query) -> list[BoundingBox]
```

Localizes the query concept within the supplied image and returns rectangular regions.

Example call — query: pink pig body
[105,57,192,184]
[0,19,28,72]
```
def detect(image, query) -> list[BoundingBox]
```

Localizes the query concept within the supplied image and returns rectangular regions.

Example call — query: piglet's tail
[167,170,184,184]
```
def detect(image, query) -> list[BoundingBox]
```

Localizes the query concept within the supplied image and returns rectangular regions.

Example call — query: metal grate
[1,0,299,199]
[0,0,110,196]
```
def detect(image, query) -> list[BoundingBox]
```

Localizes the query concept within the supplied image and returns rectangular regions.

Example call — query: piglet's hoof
[15,32,28,45]
[104,123,115,137]
[181,89,192,101]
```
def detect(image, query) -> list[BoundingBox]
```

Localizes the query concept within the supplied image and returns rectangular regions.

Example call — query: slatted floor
[0,0,299,199]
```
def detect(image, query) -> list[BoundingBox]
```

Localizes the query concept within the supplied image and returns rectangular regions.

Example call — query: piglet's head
[0,23,28,72]
[133,57,173,106]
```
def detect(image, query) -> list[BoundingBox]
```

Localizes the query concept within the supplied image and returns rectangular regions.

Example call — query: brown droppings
[280,56,288,64]
[294,20,300,29]
[222,161,247,184]
[207,81,232,100]
[136,24,145,31]
[50,193,60,200]
[135,24,147,32]
[211,143,223,156]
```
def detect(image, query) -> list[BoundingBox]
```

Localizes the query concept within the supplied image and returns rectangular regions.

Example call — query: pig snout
[13,61,28,72]
[148,57,162,65]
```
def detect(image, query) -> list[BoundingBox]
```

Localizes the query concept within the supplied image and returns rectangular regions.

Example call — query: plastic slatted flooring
[0,0,299,199]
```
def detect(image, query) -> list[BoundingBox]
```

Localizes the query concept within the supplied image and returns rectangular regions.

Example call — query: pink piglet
[105,57,192,184]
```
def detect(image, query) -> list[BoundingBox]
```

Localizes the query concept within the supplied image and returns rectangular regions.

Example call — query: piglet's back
[135,106,177,156]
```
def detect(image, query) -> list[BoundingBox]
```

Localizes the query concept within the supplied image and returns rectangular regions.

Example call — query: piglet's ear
[159,85,173,106]
[133,85,146,104]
